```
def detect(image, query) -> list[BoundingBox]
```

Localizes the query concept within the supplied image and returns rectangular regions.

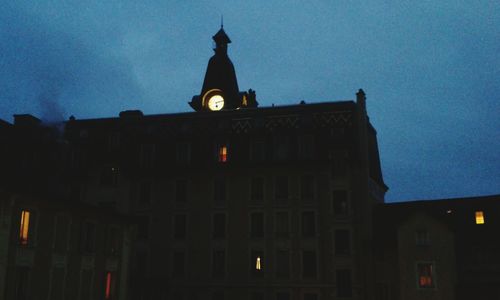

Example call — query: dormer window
[475,211,485,224]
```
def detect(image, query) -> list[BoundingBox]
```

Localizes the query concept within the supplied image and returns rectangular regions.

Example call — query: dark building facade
[1,27,497,300]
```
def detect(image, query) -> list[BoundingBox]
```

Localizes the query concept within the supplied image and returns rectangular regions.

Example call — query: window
[138,181,151,204]
[273,135,290,160]
[475,211,485,224]
[251,250,264,278]
[275,176,289,205]
[251,140,265,161]
[251,291,265,300]
[336,269,352,297]
[175,179,187,203]
[173,214,187,240]
[213,213,226,239]
[53,215,70,253]
[211,291,224,300]
[275,211,290,238]
[276,292,290,300]
[106,226,120,256]
[107,132,120,151]
[214,178,226,207]
[49,267,65,300]
[137,216,150,240]
[176,142,191,164]
[415,229,430,246]
[250,177,264,206]
[298,135,315,159]
[19,210,36,246]
[104,272,114,300]
[332,190,349,215]
[275,249,290,278]
[417,262,435,288]
[302,250,317,278]
[301,211,316,237]
[212,249,226,278]
[14,266,30,300]
[80,221,96,253]
[101,166,119,186]
[335,229,350,256]
[250,212,264,238]
[79,269,94,300]
[303,293,318,300]
[301,175,315,203]
[172,251,185,277]
[218,144,228,162]
[140,144,155,167]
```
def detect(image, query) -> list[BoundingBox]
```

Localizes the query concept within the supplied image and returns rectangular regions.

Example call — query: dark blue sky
[1,1,499,202]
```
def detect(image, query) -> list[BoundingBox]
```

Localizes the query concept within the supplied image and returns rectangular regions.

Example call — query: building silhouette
[0,27,498,300]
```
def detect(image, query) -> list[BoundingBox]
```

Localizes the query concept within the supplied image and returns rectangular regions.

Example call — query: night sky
[1,1,499,202]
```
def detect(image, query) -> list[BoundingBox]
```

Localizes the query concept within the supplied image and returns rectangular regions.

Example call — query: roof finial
[221,15,224,28]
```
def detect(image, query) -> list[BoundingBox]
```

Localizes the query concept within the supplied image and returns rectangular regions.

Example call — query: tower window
[302,250,317,278]
[417,262,435,288]
[336,269,353,297]
[256,256,261,270]
[213,213,226,239]
[415,229,430,246]
[250,212,264,238]
[475,211,485,224]
[212,249,226,278]
[334,229,350,255]
[218,145,228,162]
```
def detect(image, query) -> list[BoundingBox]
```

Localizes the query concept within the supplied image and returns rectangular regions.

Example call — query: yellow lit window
[475,211,485,224]
[218,145,227,162]
[19,210,30,245]
[256,256,261,270]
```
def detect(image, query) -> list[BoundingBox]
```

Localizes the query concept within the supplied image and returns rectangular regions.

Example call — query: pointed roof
[213,27,231,45]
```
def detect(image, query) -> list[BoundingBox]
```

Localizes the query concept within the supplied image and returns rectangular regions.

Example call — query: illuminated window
[104,272,113,299]
[417,263,435,288]
[475,211,485,224]
[19,210,30,245]
[218,145,228,162]
[251,250,264,277]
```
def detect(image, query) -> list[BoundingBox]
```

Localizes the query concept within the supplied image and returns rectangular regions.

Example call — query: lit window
[218,145,228,162]
[417,263,435,288]
[256,256,261,270]
[475,211,485,224]
[105,272,113,299]
[19,210,30,245]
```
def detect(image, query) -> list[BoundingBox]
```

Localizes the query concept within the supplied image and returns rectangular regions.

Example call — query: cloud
[0,3,144,122]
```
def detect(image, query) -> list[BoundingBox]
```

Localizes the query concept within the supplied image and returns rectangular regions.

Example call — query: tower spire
[221,15,223,28]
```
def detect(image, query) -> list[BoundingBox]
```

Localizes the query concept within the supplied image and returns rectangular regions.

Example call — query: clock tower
[189,26,258,111]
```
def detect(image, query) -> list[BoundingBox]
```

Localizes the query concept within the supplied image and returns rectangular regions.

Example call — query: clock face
[207,94,224,111]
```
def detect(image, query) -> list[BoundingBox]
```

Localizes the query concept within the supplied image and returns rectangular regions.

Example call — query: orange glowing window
[417,263,435,288]
[19,210,30,245]
[105,272,112,299]
[218,145,228,162]
[475,211,485,224]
